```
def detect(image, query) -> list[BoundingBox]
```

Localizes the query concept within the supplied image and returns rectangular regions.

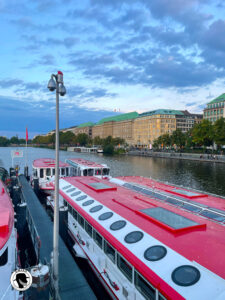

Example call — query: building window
[117,254,132,282]
[104,241,116,263]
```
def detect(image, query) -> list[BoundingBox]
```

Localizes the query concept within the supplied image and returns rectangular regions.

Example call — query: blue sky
[1,0,225,138]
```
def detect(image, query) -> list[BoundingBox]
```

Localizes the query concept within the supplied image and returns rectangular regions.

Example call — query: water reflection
[1,147,225,196]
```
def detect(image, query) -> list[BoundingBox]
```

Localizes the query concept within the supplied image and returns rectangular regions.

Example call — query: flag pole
[26,127,28,167]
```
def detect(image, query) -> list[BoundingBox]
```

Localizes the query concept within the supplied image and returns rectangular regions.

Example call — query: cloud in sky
[0,0,225,136]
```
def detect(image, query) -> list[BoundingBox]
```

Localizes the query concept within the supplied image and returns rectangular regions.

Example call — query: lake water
[1,147,225,197]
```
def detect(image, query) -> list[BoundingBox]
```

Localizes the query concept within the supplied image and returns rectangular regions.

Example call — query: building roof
[139,109,184,118]
[96,112,138,125]
[208,93,225,104]
[77,122,95,128]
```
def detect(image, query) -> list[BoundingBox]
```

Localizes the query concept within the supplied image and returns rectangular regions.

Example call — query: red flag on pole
[26,128,28,142]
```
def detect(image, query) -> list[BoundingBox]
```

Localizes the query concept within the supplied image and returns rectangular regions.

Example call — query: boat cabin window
[61,168,65,176]
[134,271,156,300]
[40,169,44,178]
[63,199,67,206]
[72,209,78,220]
[83,169,88,176]
[68,204,73,214]
[93,230,103,249]
[103,168,109,175]
[85,222,92,237]
[78,214,84,228]
[0,248,8,266]
[117,254,133,282]
[104,241,115,263]
[95,169,102,175]
[66,167,69,176]
[78,168,81,176]
[46,168,51,176]
[53,168,55,175]
[87,169,94,176]
[33,168,37,177]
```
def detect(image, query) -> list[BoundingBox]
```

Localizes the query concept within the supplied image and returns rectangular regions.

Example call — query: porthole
[124,231,143,244]
[67,188,76,193]
[144,245,167,261]
[171,265,200,286]
[62,185,71,190]
[90,205,103,213]
[99,212,113,221]
[71,191,81,197]
[82,200,94,206]
[76,195,87,201]
[110,220,126,231]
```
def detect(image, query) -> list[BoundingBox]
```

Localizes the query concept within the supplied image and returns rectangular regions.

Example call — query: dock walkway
[19,175,96,300]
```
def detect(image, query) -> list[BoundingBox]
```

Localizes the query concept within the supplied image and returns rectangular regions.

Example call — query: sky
[1,0,225,138]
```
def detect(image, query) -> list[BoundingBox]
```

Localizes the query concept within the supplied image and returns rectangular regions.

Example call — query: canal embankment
[127,150,225,164]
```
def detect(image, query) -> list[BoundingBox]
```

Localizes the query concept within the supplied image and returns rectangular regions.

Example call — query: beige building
[92,112,138,145]
[203,93,225,123]
[73,122,94,138]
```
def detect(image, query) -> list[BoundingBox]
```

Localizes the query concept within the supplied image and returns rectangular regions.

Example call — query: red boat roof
[66,158,108,168]
[0,181,14,250]
[33,158,69,168]
[59,176,225,300]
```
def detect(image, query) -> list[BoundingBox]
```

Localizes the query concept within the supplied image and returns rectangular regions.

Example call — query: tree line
[0,136,27,146]
[153,119,225,150]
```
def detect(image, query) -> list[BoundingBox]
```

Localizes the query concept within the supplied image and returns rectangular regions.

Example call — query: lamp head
[58,83,66,96]
[47,78,56,91]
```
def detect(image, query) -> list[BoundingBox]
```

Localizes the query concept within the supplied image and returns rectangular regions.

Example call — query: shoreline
[127,150,225,164]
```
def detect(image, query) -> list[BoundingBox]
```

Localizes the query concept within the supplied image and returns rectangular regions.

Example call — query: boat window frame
[85,221,93,237]
[46,168,51,176]
[66,167,69,176]
[63,199,67,207]
[117,253,133,283]
[40,168,44,178]
[0,247,8,266]
[93,229,103,249]
[78,214,84,228]
[104,240,116,264]
[134,270,156,300]
[72,208,78,221]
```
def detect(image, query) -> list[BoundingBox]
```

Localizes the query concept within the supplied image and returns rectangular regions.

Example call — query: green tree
[103,143,114,154]
[214,118,225,147]
[161,133,172,147]
[0,136,9,146]
[76,133,89,146]
[10,136,19,144]
[171,129,186,147]
[93,136,103,146]
[192,120,214,147]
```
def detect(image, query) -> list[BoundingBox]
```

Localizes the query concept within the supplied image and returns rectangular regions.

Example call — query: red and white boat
[0,180,20,299]
[65,158,110,177]
[32,158,70,195]
[56,175,225,300]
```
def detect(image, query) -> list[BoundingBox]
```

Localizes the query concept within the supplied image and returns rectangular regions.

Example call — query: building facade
[74,122,94,138]
[203,93,225,123]
[176,110,203,133]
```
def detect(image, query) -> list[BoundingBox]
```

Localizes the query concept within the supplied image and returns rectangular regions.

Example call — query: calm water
[1,147,225,197]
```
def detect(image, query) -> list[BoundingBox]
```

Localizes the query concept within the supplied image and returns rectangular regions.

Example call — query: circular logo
[10,269,33,291]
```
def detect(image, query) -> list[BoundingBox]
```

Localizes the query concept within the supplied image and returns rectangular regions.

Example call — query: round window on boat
[67,188,76,193]
[76,195,87,201]
[171,265,200,286]
[144,245,167,261]
[71,191,81,197]
[98,212,113,221]
[110,220,126,231]
[124,231,144,244]
[82,200,94,206]
[90,205,103,213]
[62,185,71,190]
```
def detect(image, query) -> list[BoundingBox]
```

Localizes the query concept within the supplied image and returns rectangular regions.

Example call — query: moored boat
[57,175,225,300]
[0,179,21,299]
[32,158,70,195]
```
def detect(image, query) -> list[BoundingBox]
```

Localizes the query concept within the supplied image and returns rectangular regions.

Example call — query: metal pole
[53,78,59,297]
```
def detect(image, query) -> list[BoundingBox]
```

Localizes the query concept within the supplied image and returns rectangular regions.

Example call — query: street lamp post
[47,71,66,298]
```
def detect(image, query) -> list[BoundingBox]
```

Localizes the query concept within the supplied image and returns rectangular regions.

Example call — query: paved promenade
[127,150,225,164]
